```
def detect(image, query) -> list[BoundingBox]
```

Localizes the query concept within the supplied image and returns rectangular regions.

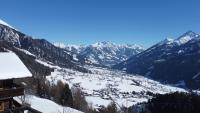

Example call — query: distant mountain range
[54,42,144,67]
[114,31,200,89]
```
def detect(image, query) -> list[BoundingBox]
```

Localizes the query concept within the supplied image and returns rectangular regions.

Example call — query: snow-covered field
[15,95,83,113]
[46,65,186,109]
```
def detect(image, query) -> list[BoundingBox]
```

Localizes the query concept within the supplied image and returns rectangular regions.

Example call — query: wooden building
[0,52,41,113]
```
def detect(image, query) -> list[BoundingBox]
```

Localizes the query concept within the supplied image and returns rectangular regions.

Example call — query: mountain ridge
[113,31,200,89]
[0,19,89,75]
[0,19,15,29]
[54,41,144,67]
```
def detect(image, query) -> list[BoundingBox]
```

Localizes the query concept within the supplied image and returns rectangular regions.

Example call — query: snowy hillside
[0,22,20,46]
[46,65,186,109]
[15,95,83,113]
[114,31,200,89]
[0,19,88,73]
[54,41,144,67]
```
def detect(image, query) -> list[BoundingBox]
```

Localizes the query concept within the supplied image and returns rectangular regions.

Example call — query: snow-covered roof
[15,95,83,113]
[0,52,32,80]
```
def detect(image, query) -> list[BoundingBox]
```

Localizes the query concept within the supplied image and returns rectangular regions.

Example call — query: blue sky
[1,0,200,47]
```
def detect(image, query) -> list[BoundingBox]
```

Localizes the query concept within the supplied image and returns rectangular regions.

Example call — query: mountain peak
[54,41,144,67]
[158,38,174,45]
[92,41,115,47]
[175,31,199,45]
[0,19,15,29]
[53,42,66,48]
[178,31,199,39]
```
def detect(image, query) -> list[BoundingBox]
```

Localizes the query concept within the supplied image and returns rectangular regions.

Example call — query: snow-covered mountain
[0,19,15,29]
[114,31,200,89]
[54,42,85,54]
[54,41,144,67]
[157,31,199,46]
[0,20,20,46]
[0,19,88,74]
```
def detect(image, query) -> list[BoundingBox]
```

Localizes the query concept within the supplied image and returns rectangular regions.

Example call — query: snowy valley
[0,19,200,113]
[45,63,186,109]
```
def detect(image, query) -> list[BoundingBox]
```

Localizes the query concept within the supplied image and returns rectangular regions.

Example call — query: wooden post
[0,101,4,112]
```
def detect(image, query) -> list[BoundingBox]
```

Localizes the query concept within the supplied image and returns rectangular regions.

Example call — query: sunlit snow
[0,52,32,79]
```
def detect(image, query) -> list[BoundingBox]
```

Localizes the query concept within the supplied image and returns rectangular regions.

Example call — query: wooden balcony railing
[0,83,24,98]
